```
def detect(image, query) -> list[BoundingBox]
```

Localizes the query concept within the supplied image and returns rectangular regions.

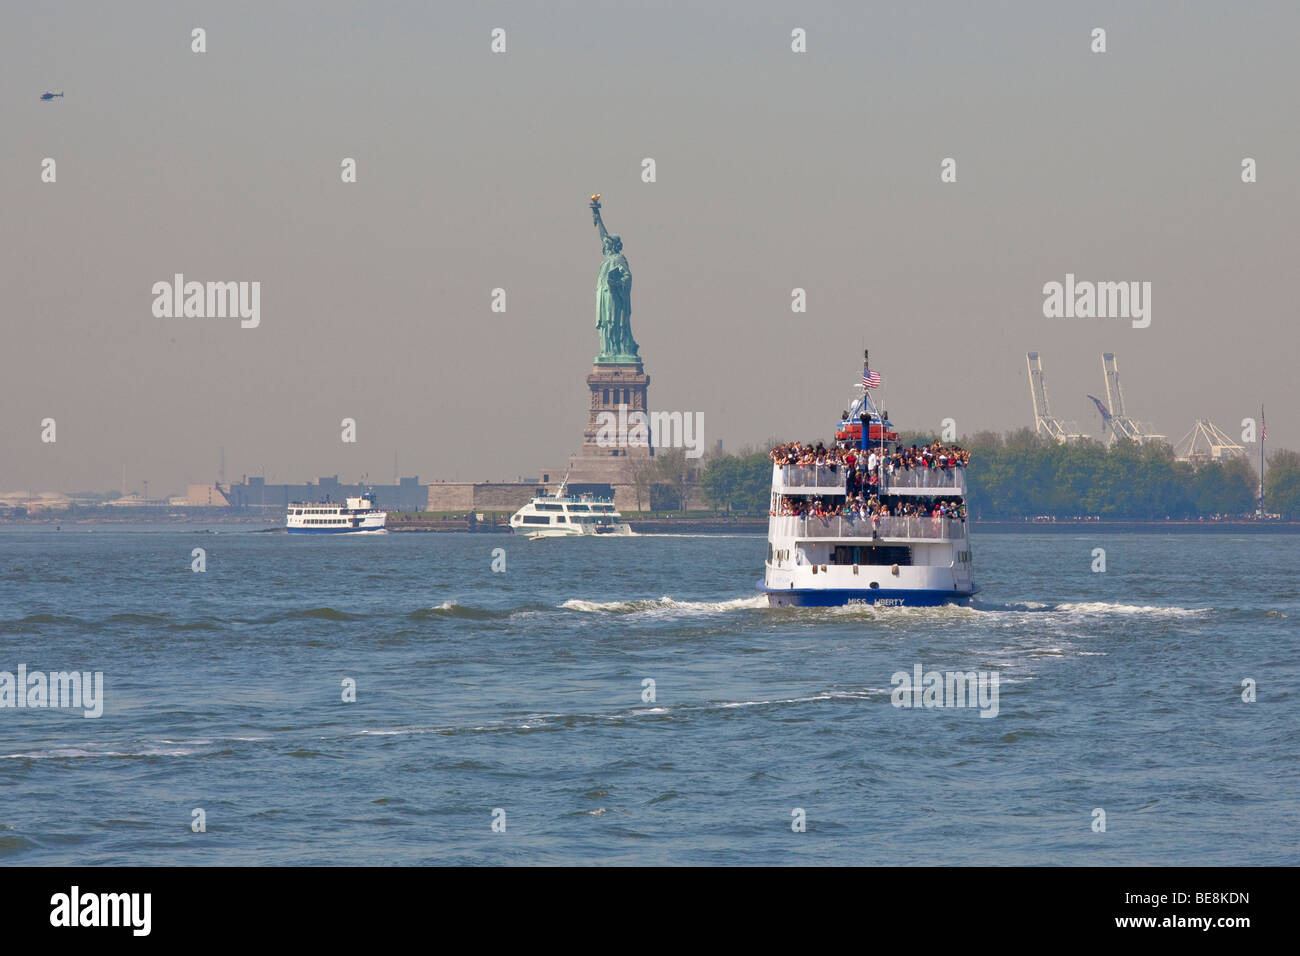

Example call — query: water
[1,527,1296,865]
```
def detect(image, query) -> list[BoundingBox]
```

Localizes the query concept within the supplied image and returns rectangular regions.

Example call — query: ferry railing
[775,464,847,489]
[778,514,965,540]
[881,467,964,491]
[774,463,965,493]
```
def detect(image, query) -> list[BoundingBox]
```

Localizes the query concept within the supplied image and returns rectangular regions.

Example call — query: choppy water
[1,527,1296,865]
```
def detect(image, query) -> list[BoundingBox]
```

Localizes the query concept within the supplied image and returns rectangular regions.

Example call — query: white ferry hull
[520,525,633,538]
[763,589,973,607]
[761,581,976,607]
[286,518,387,535]
[763,553,976,607]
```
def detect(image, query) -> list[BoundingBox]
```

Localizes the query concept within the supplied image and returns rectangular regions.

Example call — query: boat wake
[975,599,1211,618]
[560,595,767,615]
[411,601,552,621]
[546,595,1209,621]
[1049,601,1210,617]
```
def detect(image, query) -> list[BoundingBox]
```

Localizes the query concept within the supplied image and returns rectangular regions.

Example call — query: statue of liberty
[590,195,639,362]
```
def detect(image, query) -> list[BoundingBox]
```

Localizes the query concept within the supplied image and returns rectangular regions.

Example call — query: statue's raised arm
[591,194,612,244]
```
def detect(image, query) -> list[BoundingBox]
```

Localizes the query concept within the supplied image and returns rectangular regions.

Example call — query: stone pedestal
[566,360,655,511]
[579,361,653,457]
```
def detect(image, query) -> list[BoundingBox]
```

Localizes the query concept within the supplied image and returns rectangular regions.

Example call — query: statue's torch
[590,193,602,225]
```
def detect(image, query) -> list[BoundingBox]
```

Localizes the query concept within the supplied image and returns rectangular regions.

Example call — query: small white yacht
[509,481,632,538]
[286,493,387,534]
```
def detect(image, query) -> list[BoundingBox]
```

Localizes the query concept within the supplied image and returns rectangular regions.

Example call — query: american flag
[1262,410,1267,441]
[862,368,881,389]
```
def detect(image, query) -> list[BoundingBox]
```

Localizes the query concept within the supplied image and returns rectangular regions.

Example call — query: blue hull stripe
[759,585,973,607]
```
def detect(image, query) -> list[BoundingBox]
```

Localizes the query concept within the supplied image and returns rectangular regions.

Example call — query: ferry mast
[1260,403,1266,516]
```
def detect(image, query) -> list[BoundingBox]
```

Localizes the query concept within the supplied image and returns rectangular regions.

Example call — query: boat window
[556,516,566,522]
[522,516,549,525]
[536,503,564,512]
[568,504,590,512]
[830,545,913,566]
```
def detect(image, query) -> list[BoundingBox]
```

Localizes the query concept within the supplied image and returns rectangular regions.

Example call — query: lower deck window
[831,545,912,566]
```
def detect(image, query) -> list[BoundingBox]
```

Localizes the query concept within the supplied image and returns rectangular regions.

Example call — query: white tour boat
[286,493,387,534]
[509,480,633,538]
[761,355,977,607]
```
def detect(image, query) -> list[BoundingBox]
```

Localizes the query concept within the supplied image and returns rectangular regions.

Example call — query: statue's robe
[597,252,635,356]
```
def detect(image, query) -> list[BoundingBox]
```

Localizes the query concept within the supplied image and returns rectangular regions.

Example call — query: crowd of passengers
[773,494,967,522]
[768,440,970,490]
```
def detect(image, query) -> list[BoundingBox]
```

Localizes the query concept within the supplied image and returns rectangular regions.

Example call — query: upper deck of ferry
[287,494,379,513]
[766,414,972,548]
[769,410,970,495]
[524,498,619,514]
[773,461,965,495]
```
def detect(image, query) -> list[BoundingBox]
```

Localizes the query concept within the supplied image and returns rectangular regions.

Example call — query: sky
[4,0,1298,495]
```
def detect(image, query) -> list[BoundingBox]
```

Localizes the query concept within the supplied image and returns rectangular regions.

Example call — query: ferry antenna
[1260,402,1266,515]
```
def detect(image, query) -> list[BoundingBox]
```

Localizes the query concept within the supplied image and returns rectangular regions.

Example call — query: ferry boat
[509,480,633,538]
[761,356,977,607]
[286,493,387,534]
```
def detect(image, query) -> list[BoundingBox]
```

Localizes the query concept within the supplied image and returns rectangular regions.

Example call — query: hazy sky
[5,1,1298,494]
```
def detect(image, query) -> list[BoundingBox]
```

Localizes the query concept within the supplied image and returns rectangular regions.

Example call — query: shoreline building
[222,475,427,511]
